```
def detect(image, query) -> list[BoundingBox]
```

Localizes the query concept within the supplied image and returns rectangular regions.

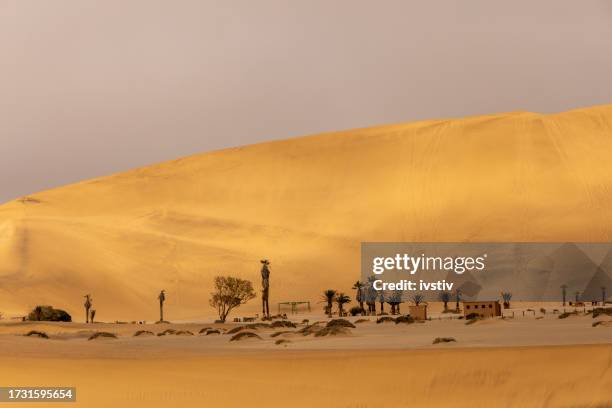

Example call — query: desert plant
[439,291,451,311]
[501,292,512,309]
[561,284,567,306]
[270,320,296,328]
[88,332,117,340]
[352,281,364,310]
[90,309,96,324]
[27,306,71,322]
[334,293,351,317]
[133,330,154,336]
[83,294,93,323]
[158,290,166,322]
[433,337,456,344]
[275,339,291,345]
[454,289,461,311]
[321,289,337,316]
[376,316,395,324]
[601,286,607,305]
[388,290,403,314]
[395,315,414,324]
[349,306,365,316]
[24,330,49,339]
[574,291,580,303]
[209,276,256,323]
[326,319,356,328]
[411,293,424,306]
[230,331,261,341]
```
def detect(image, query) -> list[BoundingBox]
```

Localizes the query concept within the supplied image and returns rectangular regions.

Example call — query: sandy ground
[1,311,611,407]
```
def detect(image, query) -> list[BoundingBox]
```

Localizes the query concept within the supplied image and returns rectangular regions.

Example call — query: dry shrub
[175,330,194,336]
[326,319,355,328]
[88,332,117,340]
[275,339,291,345]
[395,315,415,324]
[270,320,296,329]
[157,329,177,336]
[229,331,261,342]
[433,337,456,344]
[24,330,49,339]
[376,316,395,324]
[133,330,154,337]
[270,331,294,338]
[314,326,351,337]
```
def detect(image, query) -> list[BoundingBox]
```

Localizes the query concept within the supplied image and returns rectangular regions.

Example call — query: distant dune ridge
[1,105,612,320]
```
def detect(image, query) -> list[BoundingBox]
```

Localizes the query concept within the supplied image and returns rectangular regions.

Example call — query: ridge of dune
[1,104,612,320]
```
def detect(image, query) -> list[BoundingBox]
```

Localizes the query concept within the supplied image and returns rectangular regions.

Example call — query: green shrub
[27,306,71,322]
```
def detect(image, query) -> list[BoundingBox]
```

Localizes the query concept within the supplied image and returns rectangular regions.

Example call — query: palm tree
[335,293,351,317]
[158,290,166,322]
[352,281,364,311]
[412,293,424,306]
[501,292,512,309]
[322,289,337,317]
[561,284,567,306]
[379,291,386,313]
[83,294,92,323]
[601,286,607,306]
[455,289,461,311]
[574,291,580,303]
[439,291,451,311]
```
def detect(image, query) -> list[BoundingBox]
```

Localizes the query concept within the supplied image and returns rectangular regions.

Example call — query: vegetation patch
[275,339,291,345]
[27,306,71,322]
[376,316,395,324]
[226,326,251,334]
[198,327,212,334]
[326,319,355,328]
[246,323,270,329]
[270,320,296,329]
[314,326,351,337]
[297,325,322,336]
[395,315,415,324]
[229,331,261,342]
[175,330,194,336]
[88,332,117,340]
[133,330,154,337]
[270,331,294,338]
[355,319,370,324]
[558,312,577,319]
[157,329,177,336]
[433,337,456,344]
[24,330,49,339]
[592,308,612,318]
[204,329,221,335]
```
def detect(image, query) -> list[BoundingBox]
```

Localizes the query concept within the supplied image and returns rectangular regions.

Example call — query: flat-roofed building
[462,301,501,318]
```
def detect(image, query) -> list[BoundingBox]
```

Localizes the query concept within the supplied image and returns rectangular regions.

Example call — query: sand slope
[1,105,612,320]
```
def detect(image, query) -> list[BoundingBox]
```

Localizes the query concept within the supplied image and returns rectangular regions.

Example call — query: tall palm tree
[335,293,351,317]
[561,284,567,306]
[455,289,461,311]
[412,293,424,306]
[439,291,451,311]
[83,294,92,324]
[352,281,364,311]
[602,286,607,306]
[158,290,166,322]
[322,289,337,317]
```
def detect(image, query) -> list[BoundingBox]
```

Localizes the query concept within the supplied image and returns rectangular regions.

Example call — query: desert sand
[1,310,611,407]
[2,105,612,320]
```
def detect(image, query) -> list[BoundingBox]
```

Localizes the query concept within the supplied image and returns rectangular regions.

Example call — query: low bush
[314,326,350,337]
[24,330,49,339]
[133,330,154,337]
[326,319,355,328]
[27,306,71,322]
[433,337,456,344]
[270,320,296,329]
[88,332,117,340]
[349,306,365,316]
[395,315,415,324]
[229,332,261,341]
[376,316,395,324]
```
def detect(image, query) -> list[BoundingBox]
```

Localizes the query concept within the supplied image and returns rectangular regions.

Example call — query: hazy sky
[1,1,612,203]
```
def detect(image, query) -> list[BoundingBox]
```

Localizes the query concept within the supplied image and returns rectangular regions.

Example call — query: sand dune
[1,105,612,320]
